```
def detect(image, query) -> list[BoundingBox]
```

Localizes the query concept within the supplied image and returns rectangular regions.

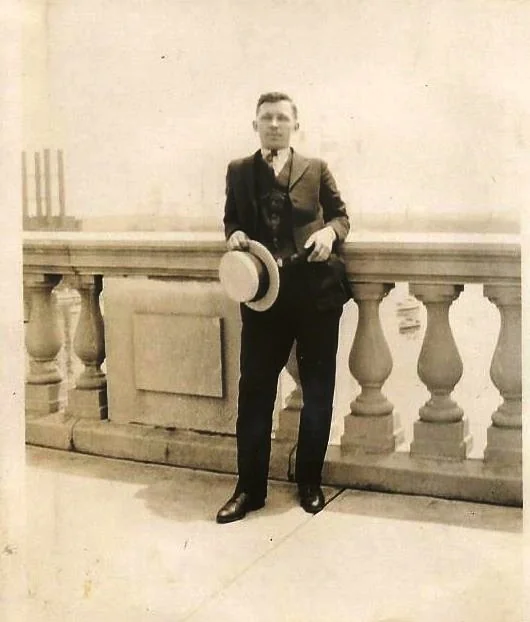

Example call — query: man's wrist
[325,226,337,242]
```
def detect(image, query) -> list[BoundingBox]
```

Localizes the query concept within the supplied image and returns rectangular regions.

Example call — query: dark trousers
[235,264,342,501]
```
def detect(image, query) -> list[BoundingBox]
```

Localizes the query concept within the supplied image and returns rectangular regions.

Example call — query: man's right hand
[227,230,250,251]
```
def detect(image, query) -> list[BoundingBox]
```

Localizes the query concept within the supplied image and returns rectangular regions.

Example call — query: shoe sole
[300,503,324,514]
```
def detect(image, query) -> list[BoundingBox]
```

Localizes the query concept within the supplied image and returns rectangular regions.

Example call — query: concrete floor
[24,446,523,622]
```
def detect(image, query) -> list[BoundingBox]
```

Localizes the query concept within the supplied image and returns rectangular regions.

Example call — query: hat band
[249,266,270,302]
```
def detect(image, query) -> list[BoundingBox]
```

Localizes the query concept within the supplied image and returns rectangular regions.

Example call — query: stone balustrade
[23,231,522,505]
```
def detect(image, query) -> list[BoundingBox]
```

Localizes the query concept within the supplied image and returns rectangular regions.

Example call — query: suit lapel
[242,152,258,207]
[289,150,310,190]
[240,152,259,231]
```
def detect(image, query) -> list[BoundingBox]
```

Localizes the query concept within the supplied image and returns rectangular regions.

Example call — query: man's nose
[270,117,279,127]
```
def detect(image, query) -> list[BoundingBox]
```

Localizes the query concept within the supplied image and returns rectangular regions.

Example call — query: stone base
[323,445,521,507]
[71,419,292,481]
[274,407,300,441]
[67,387,108,419]
[483,425,522,466]
[341,412,404,455]
[23,417,522,506]
[410,419,472,461]
[26,411,75,450]
[25,382,62,415]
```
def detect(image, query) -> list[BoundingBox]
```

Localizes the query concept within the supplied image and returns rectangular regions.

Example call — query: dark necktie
[265,149,278,171]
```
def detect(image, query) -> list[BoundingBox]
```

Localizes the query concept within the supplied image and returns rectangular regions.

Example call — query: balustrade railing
[22,231,522,503]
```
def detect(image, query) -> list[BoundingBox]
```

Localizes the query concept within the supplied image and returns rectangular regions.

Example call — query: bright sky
[23,0,527,229]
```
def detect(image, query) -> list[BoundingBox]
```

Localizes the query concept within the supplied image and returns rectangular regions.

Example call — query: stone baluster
[24,274,63,415]
[409,283,472,460]
[341,282,402,454]
[275,343,302,441]
[483,284,521,465]
[67,275,108,419]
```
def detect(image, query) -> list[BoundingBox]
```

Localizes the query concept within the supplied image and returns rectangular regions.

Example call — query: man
[217,92,350,523]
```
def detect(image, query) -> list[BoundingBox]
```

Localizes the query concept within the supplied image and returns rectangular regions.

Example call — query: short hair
[256,92,298,119]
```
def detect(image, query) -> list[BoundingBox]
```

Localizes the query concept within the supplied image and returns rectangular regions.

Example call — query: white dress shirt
[261,147,291,177]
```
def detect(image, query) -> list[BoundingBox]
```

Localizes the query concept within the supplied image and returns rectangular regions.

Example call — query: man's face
[253,100,299,150]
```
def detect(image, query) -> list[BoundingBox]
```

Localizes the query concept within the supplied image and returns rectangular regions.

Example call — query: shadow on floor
[27,446,521,532]
[325,488,522,533]
[134,472,346,523]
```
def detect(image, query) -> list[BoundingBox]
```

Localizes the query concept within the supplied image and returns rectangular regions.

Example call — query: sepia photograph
[1,0,528,620]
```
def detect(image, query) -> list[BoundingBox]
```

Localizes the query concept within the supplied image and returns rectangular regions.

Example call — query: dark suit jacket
[223,149,349,252]
[223,149,351,310]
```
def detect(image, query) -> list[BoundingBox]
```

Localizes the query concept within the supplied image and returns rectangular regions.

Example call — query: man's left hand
[304,226,337,262]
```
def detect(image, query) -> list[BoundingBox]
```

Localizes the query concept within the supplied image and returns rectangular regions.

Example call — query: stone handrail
[23,231,520,283]
[22,230,522,505]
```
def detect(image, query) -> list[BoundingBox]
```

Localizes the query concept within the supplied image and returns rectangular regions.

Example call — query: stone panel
[133,313,223,398]
[104,277,240,434]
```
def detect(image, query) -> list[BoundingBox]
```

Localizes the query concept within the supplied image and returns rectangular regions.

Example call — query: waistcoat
[255,152,297,259]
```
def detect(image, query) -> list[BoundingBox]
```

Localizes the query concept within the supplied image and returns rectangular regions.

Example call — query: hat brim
[244,240,280,311]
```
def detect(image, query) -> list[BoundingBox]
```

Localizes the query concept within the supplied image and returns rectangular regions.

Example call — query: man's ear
[252,120,258,132]
[294,122,300,131]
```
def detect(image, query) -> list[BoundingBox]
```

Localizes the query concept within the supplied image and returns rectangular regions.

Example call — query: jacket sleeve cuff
[224,225,239,241]
[327,221,345,242]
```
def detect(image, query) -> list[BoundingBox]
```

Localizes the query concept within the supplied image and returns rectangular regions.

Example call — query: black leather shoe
[298,484,325,514]
[216,492,265,524]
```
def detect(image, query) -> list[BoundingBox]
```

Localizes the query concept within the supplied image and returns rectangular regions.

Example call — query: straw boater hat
[218,240,280,311]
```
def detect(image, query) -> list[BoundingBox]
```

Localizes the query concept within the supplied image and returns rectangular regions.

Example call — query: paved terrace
[24,446,522,622]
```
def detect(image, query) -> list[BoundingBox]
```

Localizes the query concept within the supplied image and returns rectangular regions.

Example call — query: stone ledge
[23,231,520,284]
[74,420,170,464]
[25,417,522,507]
[26,416,295,482]
[26,412,75,450]
[72,420,240,473]
[322,446,522,507]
